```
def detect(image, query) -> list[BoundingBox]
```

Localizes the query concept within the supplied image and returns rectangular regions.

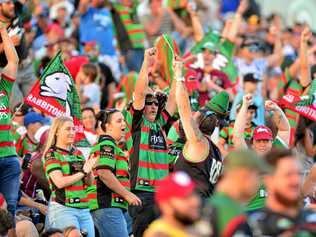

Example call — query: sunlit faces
[0,0,15,20]
[56,120,76,146]
[144,99,159,122]
[265,157,302,207]
[105,111,126,142]
[252,139,273,156]
[82,109,96,131]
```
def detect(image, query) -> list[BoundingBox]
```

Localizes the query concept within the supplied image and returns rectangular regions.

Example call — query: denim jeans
[92,208,129,237]
[128,191,159,237]
[47,201,95,237]
[0,156,21,218]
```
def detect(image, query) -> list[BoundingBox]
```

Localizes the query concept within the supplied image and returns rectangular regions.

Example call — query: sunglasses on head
[145,101,159,106]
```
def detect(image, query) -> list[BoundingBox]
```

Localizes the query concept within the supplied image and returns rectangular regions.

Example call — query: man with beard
[249,149,316,236]
[125,48,177,237]
[0,0,35,109]
[202,150,269,236]
[174,59,229,199]
[144,171,200,237]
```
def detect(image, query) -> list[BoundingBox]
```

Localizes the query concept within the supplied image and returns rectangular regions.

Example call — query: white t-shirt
[82,83,101,108]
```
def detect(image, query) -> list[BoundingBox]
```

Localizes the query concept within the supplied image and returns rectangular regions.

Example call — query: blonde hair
[43,116,74,156]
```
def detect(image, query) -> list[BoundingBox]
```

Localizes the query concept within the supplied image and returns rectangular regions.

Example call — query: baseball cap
[155,171,196,204]
[243,73,261,83]
[24,112,45,127]
[253,125,273,141]
[236,101,258,111]
[205,91,230,117]
[224,149,271,174]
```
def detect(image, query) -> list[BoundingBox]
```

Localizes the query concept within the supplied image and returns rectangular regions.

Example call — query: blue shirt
[230,91,265,126]
[80,7,116,56]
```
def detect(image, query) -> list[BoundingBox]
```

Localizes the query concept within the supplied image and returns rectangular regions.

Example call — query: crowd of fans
[1,0,316,236]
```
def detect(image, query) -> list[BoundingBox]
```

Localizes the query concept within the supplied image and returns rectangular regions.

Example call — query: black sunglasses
[145,101,159,106]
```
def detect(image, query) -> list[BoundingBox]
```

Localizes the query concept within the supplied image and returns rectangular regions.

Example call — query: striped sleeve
[94,142,116,171]
[0,73,15,94]
[219,127,229,139]
[158,109,173,132]
[44,151,62,174]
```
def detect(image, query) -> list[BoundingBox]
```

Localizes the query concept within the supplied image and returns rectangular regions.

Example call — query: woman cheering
[89,109,142,237]
[43,117,97,237]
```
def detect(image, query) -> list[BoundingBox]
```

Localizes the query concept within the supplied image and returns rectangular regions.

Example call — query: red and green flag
[188,31,238,83]
[164,0,188,9]
[25,51,87,144]
[155,34,180,85]
[118,71,138,102]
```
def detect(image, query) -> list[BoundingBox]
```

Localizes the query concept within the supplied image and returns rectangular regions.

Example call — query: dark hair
[41,228,63,237]
[81,107,96,116]
[0,209,13,236]
[96,109,120,132]
[196,109,218,136]
[81,63,98,82]
[264,149,294,172]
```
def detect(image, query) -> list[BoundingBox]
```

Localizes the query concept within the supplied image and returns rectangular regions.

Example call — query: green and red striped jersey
[124,106,174,192]
[219,121,256,147]
[43,146,88,209]
[89,135,130,210]
[0,73,17,158]
[113,3,145,49]
[15,134,38,157]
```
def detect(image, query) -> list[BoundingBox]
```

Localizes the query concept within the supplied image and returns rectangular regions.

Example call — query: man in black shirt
[249,149,316,236]
[0,0,35,108]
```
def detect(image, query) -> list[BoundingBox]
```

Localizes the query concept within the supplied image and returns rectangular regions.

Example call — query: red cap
[155,172,196,204]
[253,125,273,141]
[64,56,89,80]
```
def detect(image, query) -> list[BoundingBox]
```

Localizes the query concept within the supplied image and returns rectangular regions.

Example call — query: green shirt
[89,135,130,210]
[246,183,267,211]
[0,74,17,157]
[43,146,88,209]
[209,192,249,236]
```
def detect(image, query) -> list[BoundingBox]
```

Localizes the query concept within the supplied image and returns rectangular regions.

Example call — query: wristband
[176,76,185,82]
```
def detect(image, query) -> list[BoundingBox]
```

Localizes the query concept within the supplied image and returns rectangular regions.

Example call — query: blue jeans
[47,202,95,237]
[92,208,129,237]
[0,156,21,218]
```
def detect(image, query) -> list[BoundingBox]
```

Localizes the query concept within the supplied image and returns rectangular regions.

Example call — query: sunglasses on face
[145,101,159,106]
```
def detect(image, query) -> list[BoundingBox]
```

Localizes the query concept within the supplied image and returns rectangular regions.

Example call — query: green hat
[201,41,218,52]
[205,91,230,116]
[224,150,271,174]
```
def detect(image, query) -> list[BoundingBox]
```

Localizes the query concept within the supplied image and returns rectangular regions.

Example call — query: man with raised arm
[125,48,177,237]
[0,23,20,237]
[174,59,229,199]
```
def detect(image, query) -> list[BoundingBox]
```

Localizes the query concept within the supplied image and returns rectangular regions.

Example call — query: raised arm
[222,0,247,43]
[175,60,208,162]
[133,48,155,110]
[1,26,19,78]
[232,94,252,149]
[299,27,312,88]
[78,0,90,15]
[187,3,204,42]
[266,25,283,67]
[165,77,176,116]
[265,100,290,147]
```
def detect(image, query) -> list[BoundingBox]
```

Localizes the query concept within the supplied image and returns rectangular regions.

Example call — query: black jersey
[248,207,316,236]
[174,136,223,198]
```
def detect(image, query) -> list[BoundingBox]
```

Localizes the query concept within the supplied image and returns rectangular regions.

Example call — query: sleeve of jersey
[223,215,253,237]
[95,142,116,171]
[123,105,143,132]
[44,152,62,175]
[219,127,228,139]
[0,73,15,94]
[157,109,173,131]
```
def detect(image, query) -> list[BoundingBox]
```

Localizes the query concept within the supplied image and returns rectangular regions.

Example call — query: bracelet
[176,77,185,82]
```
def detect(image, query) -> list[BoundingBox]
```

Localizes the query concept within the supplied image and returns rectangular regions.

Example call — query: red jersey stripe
[138,160,169,170]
